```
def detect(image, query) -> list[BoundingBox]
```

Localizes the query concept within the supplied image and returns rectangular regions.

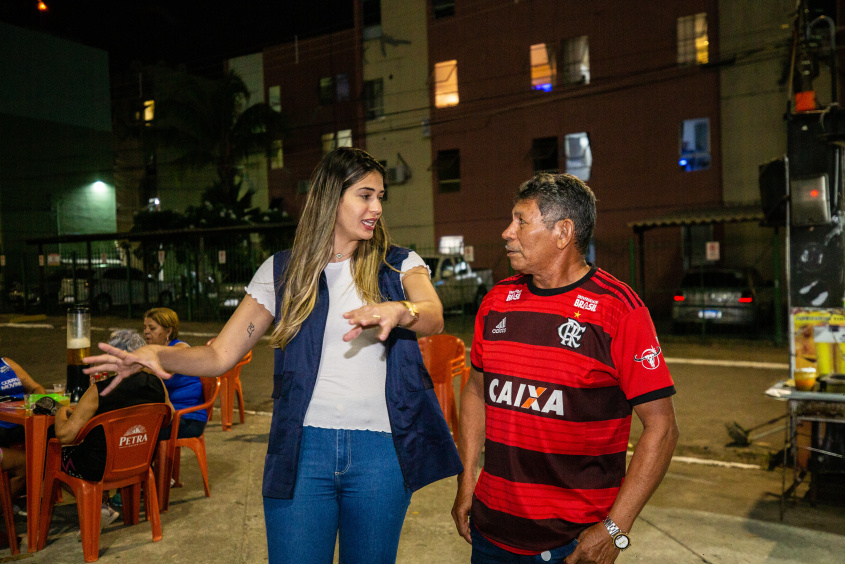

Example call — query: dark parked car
[59,264,174,314]
[672,267,774,331]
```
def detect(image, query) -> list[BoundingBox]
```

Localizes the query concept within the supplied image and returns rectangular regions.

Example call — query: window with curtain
[434,60,459,108]
[562,36,590,85]
[679,118,710,171]
[530,43,556,92]
[677,13,709,65]
[564,132,592,180]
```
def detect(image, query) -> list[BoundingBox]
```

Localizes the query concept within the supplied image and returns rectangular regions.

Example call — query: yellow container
[795,367,818,391]
[816,342,834,376]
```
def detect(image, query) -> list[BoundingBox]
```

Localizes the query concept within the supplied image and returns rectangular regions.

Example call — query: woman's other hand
[83,343,171,395]
[342,302,405,342]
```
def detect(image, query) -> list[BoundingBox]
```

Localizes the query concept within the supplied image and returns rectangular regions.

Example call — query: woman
[85,147,462,563]
[0,353,46,446]
[142,308,206,441]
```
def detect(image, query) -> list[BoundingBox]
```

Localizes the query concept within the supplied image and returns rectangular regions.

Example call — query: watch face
[614,534,630,550]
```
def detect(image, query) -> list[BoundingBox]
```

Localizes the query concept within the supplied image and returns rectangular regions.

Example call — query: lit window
[677,13,708,65]
[319,77,333,105]
[562,36,590,85]
[144,100,154,122]
[530,43,556,92]
[364,79,384,120]
[434,60,459,108]
[532,137,558,173]
[564,132,592,180]
[679,118,710,171]
[322,130,353,155]
[268,86,281,112]
[436,149,461,192]
[271,139,283,169]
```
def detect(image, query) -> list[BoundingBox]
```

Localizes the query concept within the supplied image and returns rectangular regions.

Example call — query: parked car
[59,264,175,314]
[672,267,774,331]
[8,267,83,312]
[421,253,493,312]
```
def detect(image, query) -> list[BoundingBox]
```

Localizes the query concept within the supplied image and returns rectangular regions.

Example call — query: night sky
[0,0,353,74]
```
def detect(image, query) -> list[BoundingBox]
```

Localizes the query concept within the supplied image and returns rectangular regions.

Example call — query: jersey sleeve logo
[506,289,522,301]
[557,317,586,348]
[634,345,662,369]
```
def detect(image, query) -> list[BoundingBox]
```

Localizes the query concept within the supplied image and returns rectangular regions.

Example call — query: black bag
[33,396,61,416]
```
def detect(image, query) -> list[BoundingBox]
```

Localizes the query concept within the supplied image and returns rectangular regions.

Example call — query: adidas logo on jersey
[492,318,507,334]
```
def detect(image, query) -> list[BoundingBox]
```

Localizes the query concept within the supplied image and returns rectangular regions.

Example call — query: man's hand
[83,343,171,395]
[564,523,619,564]
[451,480,474,544]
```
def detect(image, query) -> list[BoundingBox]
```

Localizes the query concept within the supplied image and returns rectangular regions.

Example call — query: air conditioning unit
[386,166,405,185]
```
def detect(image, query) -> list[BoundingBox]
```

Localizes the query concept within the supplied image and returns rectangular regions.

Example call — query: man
[452,173,678,563]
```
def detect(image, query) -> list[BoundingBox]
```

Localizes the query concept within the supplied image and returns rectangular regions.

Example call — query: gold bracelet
[399,300,419,328]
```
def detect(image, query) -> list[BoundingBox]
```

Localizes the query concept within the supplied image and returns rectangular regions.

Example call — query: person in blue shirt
[0,353,47,446]
[142,308,205,441]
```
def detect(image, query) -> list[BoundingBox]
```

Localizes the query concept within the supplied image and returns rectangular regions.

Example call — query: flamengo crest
[557,318,586,348]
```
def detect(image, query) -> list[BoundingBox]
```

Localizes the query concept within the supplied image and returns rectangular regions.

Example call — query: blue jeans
[471,522,579,564]
[263,426,412,564]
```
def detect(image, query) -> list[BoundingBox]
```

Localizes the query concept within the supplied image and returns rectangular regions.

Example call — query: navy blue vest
[262,246,462,499]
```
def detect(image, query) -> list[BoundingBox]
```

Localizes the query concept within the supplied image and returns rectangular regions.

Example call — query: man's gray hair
[514,172,596,256]
[108,329,146,353]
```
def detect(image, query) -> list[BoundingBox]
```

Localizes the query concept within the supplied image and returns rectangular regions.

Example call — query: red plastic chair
[0,467,19,555]
[205,339,252,432]
[155,376,220,512]
[37,404,171,562]
[418,334,466,434]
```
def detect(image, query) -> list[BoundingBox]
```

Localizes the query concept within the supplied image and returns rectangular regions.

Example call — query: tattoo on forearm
[247,322,255,338]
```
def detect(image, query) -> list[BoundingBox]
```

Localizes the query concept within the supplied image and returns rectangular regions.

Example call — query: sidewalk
[13,412,845,563]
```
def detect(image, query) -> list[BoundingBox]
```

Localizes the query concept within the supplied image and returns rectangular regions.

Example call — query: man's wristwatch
[399,300,419,328]
[603,517,630,551]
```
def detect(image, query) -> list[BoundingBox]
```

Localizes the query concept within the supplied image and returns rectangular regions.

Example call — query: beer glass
[66,305,90,403]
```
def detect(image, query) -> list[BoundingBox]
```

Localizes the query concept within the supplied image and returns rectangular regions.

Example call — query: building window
[297,180,310,194]
[136,100,155,124]
[562,36,590,85]
[271,139,284,170]
[319,77,333,105]
[336,74,350,102]
[363,0,382,39]
[679,118,710,171]
[268,86,281,112]
[433,0,454,19]
[364,79,384,120]
[530,43,556,92]
[436,149,461,193]
[677,13,709,65]
[532,137,559,173]
[434,60,459,108]
[564,132,592,180]
[322,130,354,155]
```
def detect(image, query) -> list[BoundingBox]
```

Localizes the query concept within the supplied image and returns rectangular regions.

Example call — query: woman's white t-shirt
[245,251,426,432]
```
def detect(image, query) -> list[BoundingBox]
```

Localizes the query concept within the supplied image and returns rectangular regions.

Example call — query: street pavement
[0,313,843,562]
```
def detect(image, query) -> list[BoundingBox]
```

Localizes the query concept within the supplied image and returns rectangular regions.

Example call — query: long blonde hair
[271,147,393,349]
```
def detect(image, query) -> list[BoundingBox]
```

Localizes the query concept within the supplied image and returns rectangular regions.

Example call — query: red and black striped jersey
[469,267,675,554]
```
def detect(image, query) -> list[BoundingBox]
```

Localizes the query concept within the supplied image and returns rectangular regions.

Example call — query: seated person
[0,351,47,446]
[142,308,206,441]
[52,329,173,525]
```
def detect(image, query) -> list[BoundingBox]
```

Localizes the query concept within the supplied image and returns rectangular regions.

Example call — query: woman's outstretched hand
[342,302,404,342]
[83,343,171,396]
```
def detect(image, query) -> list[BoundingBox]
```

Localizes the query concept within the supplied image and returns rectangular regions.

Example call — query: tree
[151,67,288,209]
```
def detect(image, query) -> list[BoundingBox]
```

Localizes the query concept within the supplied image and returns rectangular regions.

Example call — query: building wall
[263,29,361,218]
[427,0,722,311]
[719,0,794,278]
[363,0,435,250]
[0,23,114,282]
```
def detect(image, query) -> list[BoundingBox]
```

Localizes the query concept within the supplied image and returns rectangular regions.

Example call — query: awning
[628,205,764,231]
